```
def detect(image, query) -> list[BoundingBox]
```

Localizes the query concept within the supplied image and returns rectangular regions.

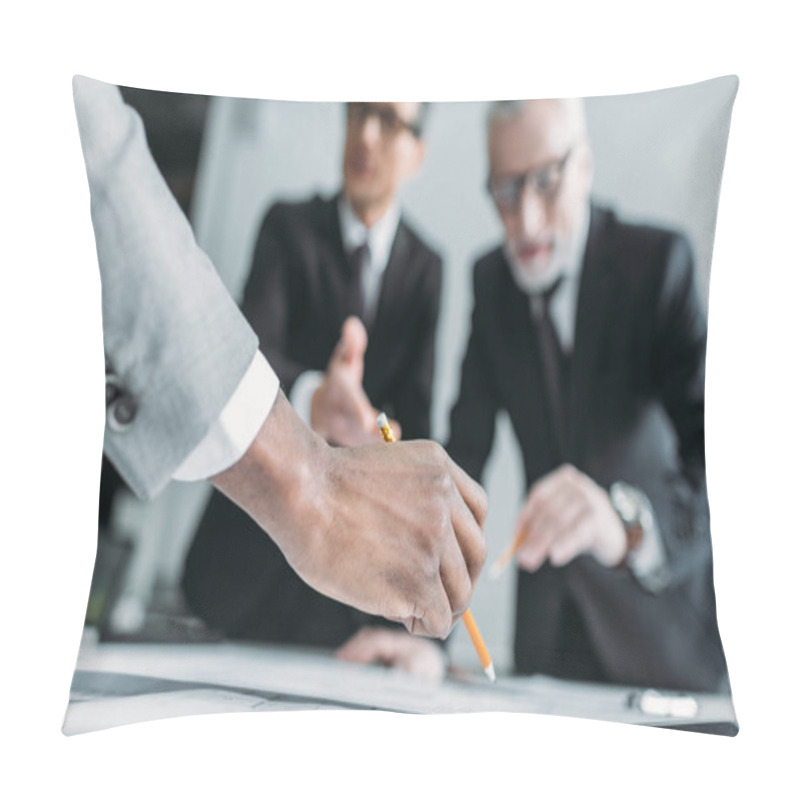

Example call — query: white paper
[64,641,737,734]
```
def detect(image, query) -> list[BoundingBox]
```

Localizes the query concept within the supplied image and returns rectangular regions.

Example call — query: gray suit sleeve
[73,75,259,499]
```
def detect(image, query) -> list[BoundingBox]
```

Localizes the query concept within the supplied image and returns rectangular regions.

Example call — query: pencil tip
[485,663,496,683]
[376,412,388,429]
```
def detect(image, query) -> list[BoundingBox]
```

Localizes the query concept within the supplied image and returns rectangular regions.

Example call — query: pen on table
[627,689,699,719]
[377,412,496,683]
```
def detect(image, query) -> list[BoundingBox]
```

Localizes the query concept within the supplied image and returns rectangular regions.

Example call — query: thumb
[330,316,368,385]
[339,316,368,366]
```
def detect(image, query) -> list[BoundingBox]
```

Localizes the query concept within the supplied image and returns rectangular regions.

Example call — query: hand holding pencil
[490,463,628,577]
[378,413,496,682]
[225,393,489,642]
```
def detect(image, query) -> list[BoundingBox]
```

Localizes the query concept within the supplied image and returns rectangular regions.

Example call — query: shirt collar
[562,199,591,283]
[337,194,400,276]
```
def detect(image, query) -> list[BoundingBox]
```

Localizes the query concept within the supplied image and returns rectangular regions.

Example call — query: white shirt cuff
[172,350,280,482]
[289,370,324,428]
[626,495,671,593]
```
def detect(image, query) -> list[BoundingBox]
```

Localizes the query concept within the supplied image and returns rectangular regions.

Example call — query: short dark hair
[414,102,431,138]
[344,101,431,139]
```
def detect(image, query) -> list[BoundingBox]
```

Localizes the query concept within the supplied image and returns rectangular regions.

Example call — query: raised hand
[311,316,402,446]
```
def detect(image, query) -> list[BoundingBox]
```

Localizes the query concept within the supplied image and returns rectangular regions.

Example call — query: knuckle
[437,470,453,497]
[453,582,472,617]
[429,509,450,545]
[562,463,579,482]
[423,438,444,462]
[423,600,451,640]
[414,538,442,581]
[432,440,448,462]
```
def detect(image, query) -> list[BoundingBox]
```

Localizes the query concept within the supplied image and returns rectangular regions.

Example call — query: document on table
[63,641,736,735]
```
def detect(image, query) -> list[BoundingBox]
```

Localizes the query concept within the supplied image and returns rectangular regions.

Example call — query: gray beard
[503,240,568,295]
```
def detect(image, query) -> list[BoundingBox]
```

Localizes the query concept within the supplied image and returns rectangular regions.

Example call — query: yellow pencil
[377,412,496,682]
[377,413,398,443]
[461,609,495,682]
[489,529,527,579]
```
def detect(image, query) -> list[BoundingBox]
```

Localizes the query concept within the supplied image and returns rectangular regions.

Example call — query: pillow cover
[65,74,738,736]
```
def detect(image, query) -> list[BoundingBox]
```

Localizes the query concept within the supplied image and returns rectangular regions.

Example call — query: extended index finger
[447,456,489,529]
[516,465,573,535]
[446,459,489,587]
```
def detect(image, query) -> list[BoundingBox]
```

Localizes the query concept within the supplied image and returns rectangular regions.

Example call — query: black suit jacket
[182,194,442,647]
[447,205,728,692]
[242,193,441,439]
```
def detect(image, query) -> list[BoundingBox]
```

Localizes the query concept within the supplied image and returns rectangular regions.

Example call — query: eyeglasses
[347,103,422,139]
[488,148,573,212]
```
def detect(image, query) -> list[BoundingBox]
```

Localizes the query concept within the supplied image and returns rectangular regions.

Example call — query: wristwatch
[609,481,646,558]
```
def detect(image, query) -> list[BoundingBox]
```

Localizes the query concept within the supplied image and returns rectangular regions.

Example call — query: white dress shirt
[173,350,279,481]
[337,193,400,326]
[504,201,590,354]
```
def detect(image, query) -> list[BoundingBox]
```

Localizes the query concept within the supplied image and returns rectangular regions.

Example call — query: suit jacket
[242,194,442,440]
[182,195,443,646]
[447,205,728,692]
[74,76,260,500]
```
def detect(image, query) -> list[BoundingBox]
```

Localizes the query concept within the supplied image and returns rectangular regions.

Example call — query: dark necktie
[344,242,369,322]
[531,277,568,461]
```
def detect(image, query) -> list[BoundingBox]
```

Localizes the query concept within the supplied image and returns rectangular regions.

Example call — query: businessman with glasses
[446,98,730,691]
[182,101,449,677]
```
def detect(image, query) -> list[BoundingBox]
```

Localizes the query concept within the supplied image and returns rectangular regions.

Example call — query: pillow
[65,75,738,736]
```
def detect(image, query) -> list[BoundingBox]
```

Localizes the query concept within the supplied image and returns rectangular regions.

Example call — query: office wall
[122,78,734,669]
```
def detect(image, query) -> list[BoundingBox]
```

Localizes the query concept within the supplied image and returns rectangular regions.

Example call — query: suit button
[105,375,137,432]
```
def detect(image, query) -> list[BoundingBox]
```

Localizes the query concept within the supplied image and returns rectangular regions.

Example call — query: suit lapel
[321,194,359,338]
[323,192,350,281]
[365,221,412,372]
[495,254,552,458]
[566,207,614,461]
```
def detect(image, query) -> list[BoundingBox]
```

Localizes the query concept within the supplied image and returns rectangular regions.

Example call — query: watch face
[610,483,646,553]
[610,483,638,523]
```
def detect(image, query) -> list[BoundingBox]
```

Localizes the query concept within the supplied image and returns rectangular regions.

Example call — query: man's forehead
[488,100,577,174]
[379,101,420,120]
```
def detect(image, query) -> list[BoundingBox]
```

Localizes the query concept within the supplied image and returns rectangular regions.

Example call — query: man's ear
[408,139,426,178]
[580,144,594,187]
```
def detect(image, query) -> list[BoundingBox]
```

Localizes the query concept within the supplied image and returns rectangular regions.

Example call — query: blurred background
[90,77,734,672]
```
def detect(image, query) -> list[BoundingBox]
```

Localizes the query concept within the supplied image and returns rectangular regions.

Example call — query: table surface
[63,639,738,736]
